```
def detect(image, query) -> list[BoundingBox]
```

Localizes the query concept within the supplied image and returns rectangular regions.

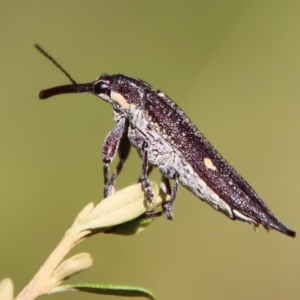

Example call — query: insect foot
[164,202,174,220]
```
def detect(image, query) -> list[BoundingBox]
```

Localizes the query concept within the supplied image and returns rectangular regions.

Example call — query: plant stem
[15,228,88,300]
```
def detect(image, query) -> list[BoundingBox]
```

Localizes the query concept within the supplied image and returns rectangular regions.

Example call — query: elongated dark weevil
[35,44,295,238]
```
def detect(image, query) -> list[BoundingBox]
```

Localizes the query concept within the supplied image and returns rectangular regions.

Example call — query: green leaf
[104,217,154,236]
[68,182,160,235]
[51,283,157,300]
[0,278,14,300]
[50,253,93,287]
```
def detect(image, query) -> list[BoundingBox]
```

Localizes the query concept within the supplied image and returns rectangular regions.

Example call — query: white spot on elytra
[204,158,217,171]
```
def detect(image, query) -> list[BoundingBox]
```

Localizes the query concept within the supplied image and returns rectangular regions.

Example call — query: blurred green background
[1,1,300,299]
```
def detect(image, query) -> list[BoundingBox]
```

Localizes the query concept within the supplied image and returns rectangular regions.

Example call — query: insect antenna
[34,44,77,85]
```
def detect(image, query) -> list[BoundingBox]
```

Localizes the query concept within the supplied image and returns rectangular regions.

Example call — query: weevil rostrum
[35,45,295,238]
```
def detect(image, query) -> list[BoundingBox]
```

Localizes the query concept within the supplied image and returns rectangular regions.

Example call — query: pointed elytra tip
[286,229,296,238]
[271,223,296,238]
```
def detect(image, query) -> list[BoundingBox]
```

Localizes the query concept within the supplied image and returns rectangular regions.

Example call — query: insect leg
[164,172,179,220]
[109,121,131,190]
[140,141,154,202]
[102,118,129,197]
[143,175,171,218]
[160,175,172,196]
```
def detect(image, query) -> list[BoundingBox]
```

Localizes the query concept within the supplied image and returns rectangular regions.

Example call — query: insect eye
[94,82,110,96]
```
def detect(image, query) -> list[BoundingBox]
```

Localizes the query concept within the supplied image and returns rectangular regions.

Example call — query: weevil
[35,44,295,237]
